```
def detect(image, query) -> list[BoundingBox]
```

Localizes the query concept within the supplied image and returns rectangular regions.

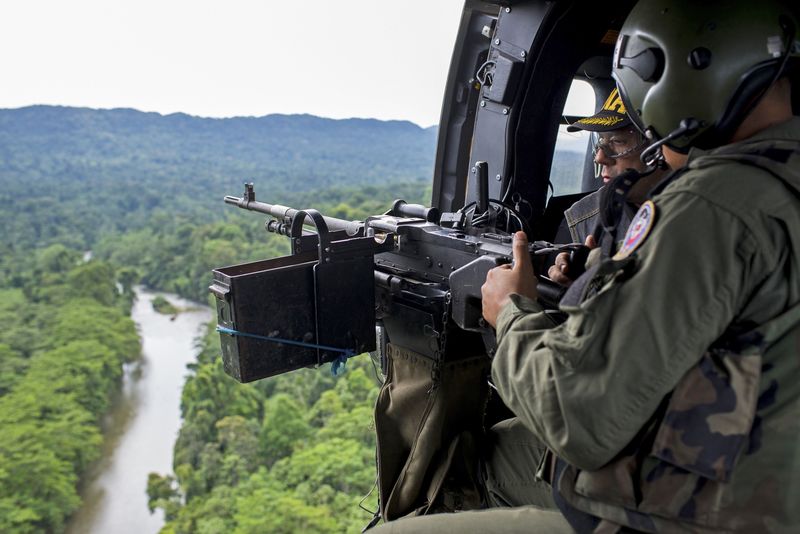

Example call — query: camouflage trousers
[372,417,573,533]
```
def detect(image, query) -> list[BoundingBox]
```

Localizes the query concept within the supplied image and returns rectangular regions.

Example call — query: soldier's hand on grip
[481,231,538,328]
[547,234,596,287]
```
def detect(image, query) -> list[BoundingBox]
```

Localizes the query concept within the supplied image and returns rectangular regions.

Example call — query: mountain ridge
[0,105,439,250]
[0,105,437,132]
[0,105,438,182]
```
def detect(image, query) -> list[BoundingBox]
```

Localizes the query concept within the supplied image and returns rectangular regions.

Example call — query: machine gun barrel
[224,184,363,236]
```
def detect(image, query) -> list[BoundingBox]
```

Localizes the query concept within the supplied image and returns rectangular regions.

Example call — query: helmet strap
[597,164,657,235]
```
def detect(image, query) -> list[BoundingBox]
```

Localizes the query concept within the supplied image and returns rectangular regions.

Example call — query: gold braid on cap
[576,116,624,127]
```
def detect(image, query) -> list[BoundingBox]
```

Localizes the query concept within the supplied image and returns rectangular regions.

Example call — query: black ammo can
[209,237,376,383]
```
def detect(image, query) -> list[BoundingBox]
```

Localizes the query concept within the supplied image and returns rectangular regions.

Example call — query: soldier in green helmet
[374,0,800,531]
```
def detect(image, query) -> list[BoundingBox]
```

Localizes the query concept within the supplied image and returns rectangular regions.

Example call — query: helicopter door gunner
[375,0,800,531]
[483,0,800,531]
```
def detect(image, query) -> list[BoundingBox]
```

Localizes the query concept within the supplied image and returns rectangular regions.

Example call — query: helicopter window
[550,79,594,196]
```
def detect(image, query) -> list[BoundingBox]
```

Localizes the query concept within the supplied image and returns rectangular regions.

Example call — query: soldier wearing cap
[549,88,674,286]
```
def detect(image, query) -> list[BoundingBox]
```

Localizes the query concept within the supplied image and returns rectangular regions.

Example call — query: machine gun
[209,181,586,383]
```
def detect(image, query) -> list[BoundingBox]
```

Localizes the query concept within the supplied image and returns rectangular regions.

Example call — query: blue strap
[216,326,353,376]
[330,355,348,376]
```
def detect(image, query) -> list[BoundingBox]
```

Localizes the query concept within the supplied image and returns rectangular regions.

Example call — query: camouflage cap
[567,88,632,132]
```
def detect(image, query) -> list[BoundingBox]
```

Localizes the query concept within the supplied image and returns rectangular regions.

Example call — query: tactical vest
[551,139,800,532]
[564,190,602,243]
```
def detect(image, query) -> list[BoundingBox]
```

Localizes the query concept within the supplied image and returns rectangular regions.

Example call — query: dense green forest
[0,105,587,533]
[0,106,436,533]
[0,245,140,533]
[147,325,381,533]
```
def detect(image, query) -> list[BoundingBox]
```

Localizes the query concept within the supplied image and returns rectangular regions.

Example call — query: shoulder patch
[613,200,657,260]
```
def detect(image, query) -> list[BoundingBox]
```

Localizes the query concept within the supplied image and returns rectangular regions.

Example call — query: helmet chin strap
[640,118,702,166]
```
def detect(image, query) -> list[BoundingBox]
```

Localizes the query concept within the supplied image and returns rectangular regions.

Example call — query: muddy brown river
[66,288,211,534]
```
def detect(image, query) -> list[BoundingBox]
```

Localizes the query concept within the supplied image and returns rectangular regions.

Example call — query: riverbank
[66,288,211,534]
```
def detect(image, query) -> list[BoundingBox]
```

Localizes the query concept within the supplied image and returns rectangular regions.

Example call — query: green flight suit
[492,117,800,532]
[373,119,800,533]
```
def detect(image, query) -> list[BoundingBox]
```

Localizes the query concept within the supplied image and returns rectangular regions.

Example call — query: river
[66,288,211,534]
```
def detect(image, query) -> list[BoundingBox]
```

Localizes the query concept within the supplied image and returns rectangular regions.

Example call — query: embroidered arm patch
[614,200,656,260]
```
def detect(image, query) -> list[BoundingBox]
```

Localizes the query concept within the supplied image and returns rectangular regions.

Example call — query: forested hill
[0,106,436,189]
[0,106,437,249]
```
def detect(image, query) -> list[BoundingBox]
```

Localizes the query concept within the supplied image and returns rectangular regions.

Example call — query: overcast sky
[0,0,466,127]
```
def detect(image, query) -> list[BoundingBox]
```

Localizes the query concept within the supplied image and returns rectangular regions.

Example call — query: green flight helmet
[613,0,799,154]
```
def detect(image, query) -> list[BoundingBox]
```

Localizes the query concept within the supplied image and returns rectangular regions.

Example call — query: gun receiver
[211,183,577,383]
